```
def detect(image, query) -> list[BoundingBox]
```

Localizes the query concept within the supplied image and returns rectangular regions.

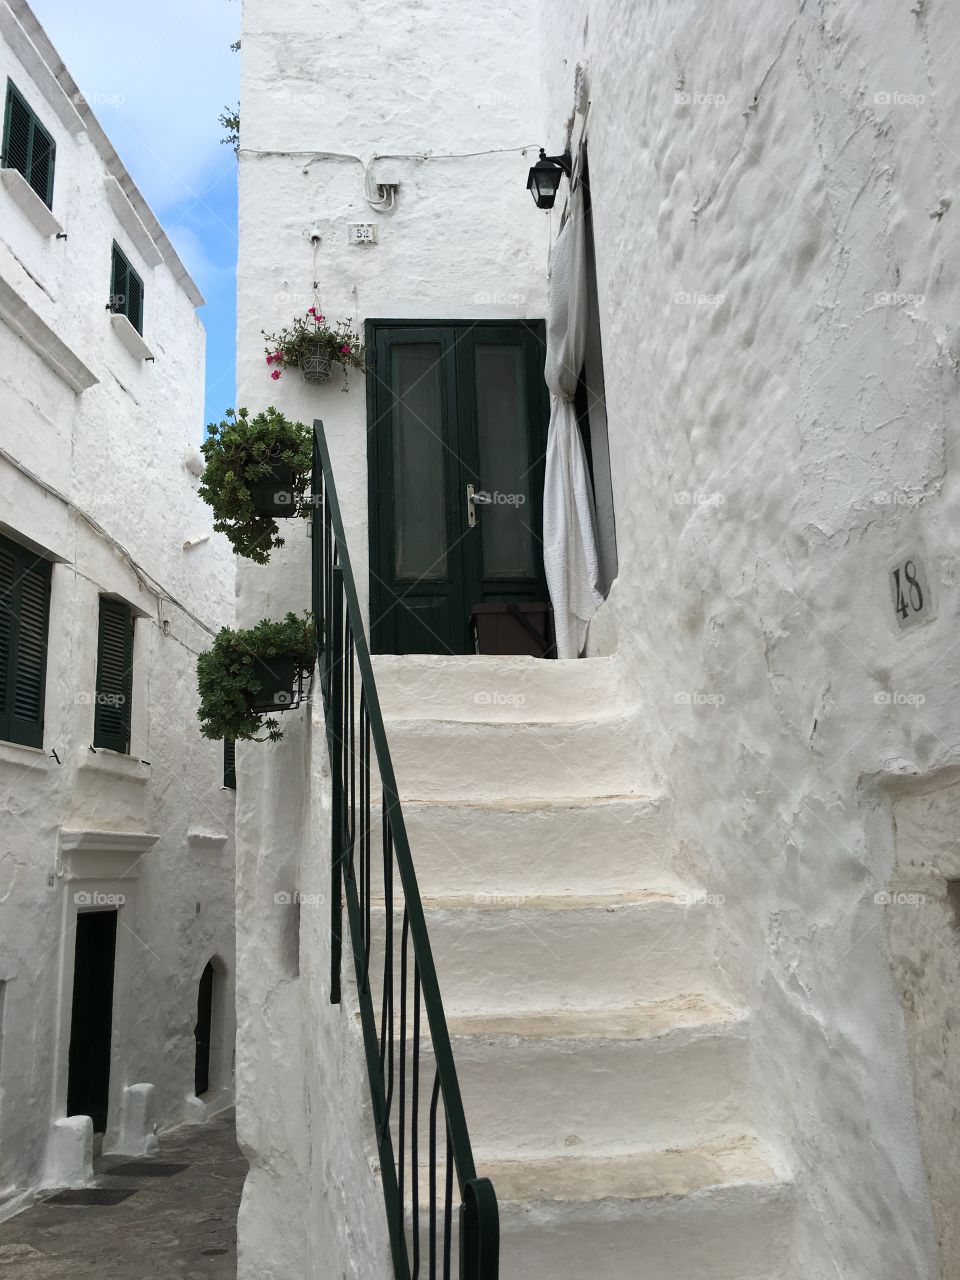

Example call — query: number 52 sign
[890,554,934,631]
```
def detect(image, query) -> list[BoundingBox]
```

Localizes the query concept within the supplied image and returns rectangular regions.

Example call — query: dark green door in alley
[367,321,550,655]
[67,909,117,1134]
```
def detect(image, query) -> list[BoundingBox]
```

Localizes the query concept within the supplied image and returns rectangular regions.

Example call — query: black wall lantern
[526,148,572,210]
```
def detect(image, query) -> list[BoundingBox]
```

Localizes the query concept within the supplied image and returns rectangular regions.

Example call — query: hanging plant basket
[299,342,334,385]
[197,613,316,743]
[263,309,365,390]
[249,655,301,711]
[250,460,298,517]
[198,407,312,562]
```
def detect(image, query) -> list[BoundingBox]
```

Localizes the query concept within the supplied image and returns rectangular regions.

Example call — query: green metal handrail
[310,421,499,1279]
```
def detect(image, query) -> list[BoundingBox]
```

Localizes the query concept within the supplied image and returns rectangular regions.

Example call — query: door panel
[67,910,117,1133]
[369,321,548,655]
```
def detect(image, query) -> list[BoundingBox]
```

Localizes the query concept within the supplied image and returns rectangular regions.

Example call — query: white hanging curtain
[542,183,604,658]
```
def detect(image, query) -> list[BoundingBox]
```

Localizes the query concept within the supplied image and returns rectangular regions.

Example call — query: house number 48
[890,555,933,630]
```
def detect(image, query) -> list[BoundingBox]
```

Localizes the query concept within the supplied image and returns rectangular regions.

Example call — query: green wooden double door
[368,321,549,655]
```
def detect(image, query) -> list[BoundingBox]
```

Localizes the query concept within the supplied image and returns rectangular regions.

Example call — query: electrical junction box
[348,223,378,245]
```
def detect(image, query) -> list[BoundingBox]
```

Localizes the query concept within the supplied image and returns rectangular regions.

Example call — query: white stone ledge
[0,738,56,770]
[59,827,160,880]
[77,747,151,782]
[0,167,63,236]
[103,176,163,268]
[109,312,153,361]
[0,276,98,391]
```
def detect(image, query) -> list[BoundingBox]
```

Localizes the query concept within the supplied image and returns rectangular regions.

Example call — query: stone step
[399,794,678,897]
[384,712,644,802]
[413,996,753,1155]
[406,1138,793,1280]
[368,890,724,1014]
[372,652,624,722]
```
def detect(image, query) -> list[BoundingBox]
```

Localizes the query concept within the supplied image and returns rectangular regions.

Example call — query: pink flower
[341,344,350,353]
[270,369,281,380]
[307,306,317,317]
[266,354,273,364]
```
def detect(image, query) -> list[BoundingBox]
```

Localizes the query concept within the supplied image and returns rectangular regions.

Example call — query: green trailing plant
[263,308,365,384]
[219,103,239,155]
[197,613,316,743]
[198,406,312,564]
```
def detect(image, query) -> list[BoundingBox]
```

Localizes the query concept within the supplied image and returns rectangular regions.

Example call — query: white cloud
[28,0,240,212]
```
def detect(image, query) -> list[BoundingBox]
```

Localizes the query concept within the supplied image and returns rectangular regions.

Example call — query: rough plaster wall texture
[540,0,960,1275]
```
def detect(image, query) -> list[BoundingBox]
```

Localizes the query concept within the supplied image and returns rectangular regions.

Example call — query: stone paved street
[0,1112,245,1278]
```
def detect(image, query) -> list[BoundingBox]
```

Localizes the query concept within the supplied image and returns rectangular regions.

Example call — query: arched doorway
[194,961,215,1097]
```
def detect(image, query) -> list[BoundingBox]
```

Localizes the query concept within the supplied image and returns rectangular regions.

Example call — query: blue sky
[30,0,240,432]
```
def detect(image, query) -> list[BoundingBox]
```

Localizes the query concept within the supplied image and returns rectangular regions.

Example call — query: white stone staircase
[372,654,794,1280]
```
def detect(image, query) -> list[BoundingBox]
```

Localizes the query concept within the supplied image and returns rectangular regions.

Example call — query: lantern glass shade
[527,160,563,210]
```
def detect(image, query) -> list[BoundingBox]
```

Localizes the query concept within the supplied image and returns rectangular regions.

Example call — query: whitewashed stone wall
[237,0,960,1276]
[0,1,236,1218]
[544,1,960,1277]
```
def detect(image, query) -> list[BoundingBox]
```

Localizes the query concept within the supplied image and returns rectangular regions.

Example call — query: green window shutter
[223,739,236,790]
[3,81,55,209]
[110,242,128,317]
[0,532,52,749]
[126,266,144,334]
[93,598,134,754]
[110,242,145,335]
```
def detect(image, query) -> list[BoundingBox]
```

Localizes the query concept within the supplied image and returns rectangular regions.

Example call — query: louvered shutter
[0,533,51,749]
[0,539,14,743]
[223,739,236,790]
[110,243,128,317]
[93,598,134,754]
[3,82,55,209]
[126,267,144,334]
[29,121,54,206]
[3,83,30,177]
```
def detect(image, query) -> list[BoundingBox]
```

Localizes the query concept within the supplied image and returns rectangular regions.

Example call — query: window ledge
[80,747,151,783]
[59,828,160,880]
[0,739,56,770]
[109,312,153,361]
[0,276,98,392]
[0,167,62,237]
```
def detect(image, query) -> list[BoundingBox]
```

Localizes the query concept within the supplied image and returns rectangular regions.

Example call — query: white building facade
[0,0,236,1217]
[236,1,960,1277]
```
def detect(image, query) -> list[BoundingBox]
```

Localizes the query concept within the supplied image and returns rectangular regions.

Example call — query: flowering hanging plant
[262,308,365,383]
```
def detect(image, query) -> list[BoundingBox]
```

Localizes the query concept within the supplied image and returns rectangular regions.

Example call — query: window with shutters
[109,242,144,336]
[2,80,55,209]
[223,739,236,790]
[0,532,52,749]
[93,597,135,754]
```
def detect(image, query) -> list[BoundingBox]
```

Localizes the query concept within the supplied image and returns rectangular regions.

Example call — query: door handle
[466,484,492,527]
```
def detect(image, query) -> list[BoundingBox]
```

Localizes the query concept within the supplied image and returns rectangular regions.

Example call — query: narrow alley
[0,1113,245,1278]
